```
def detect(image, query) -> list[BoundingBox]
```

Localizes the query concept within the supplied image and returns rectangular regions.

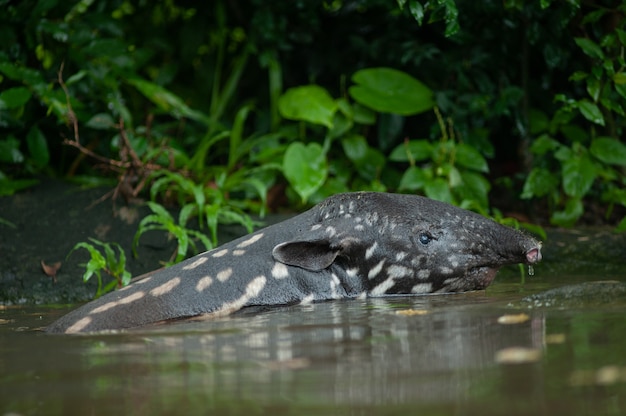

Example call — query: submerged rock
[518,281,626,308]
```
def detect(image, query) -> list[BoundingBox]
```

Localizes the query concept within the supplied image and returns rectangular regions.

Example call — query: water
[2,274,626,416]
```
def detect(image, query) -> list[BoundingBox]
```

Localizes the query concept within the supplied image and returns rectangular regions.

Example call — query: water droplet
[528,265,535,276]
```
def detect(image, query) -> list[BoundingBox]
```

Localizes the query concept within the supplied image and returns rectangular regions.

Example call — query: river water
[2,269,626,416]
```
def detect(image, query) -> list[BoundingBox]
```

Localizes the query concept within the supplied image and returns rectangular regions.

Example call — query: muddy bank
[0,179,624,305]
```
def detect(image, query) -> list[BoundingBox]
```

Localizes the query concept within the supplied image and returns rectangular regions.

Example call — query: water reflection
[3,291,626,415]
[81,295,546,405]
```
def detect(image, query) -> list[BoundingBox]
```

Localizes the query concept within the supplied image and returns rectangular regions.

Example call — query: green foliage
[521,2,626,228]
[133,201,214,265]
[68,238,132,298]
[389,108,491,212]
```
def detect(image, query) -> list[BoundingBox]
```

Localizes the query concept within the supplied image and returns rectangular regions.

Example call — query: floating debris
[495,347,542,364]
[545,333,566,344]
[569,365,626,387]
[497,313,530,324]
[395,309,429,316]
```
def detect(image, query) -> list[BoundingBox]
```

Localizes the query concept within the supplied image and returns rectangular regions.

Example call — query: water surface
[2,272,626,415]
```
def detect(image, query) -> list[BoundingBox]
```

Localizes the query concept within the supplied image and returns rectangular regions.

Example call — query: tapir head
[272,193,542,295]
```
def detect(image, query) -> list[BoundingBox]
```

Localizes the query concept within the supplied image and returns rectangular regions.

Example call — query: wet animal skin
[47,192,542,334]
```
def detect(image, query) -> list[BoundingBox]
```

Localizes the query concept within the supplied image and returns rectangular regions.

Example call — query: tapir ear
[272,240,340,271]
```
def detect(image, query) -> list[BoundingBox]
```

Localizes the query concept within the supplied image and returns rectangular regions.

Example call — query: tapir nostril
[526,247,542,264]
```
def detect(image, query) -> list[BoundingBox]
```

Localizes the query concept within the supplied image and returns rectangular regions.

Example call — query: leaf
[521,167,559,199]
[341,134,368,163]
[283,142,328,203]
[278,85,337,128]
[530,134,559,156]
[561,154,597,198]
[86,113,116,130]
[577,99,605,126]
[0,87,32,110]
[26,126,50,168]
[408,0,425,25]
[459,170,491,208]
[389,140,433,162]
[0,137,24,163]
[574,38,605,60]
[127,78,210,125]
[550,198,583,227]
[425,177,453,204]
[590,137,626,166]
[398,166,428,191]
[613,73,626,85]
[349,67,434,115]
[455,143,489,172]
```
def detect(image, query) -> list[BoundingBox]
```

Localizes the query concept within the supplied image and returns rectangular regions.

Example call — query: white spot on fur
[195,275,213,292]
[368,259,385,279]
[91,291,146,314]
[370,277,395,296]
[387,264,411,279]
[355,224,365,232]
[330,273,341,299]
[300,294,315,305]
[365,241,378,260]
[411,283,433,293]
[183,256,208,270]
[65,316,92,333]
[271,262,289,279]
[417,269,431,280]
[218,275,267,312]
[447,255,459,268]
[346,268,359,278]
[212,249,229,258]
[232,249,245,256]
[236,233,264,248]
[150,277,181,296]
[440,267,453,275]
[356,291,367,300]
[217,268,233,282]
[326,226,337,237]
[311,224,322,231]
[355,217,362,223]
[395,252,407,262]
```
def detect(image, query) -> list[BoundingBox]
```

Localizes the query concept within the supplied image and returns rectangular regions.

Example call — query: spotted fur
[47,192,542,333]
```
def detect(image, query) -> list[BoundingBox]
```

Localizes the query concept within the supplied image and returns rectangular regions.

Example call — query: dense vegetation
[1,0,626,236]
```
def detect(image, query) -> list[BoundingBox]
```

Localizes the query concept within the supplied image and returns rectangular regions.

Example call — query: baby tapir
[47,192,542,333]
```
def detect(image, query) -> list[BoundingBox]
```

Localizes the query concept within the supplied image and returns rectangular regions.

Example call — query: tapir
[47,192,542,333]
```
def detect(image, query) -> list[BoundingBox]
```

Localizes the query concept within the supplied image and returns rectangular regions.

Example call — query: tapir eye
[418,232,433,245]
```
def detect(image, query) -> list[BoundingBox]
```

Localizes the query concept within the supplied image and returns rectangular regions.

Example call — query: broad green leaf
[86,113,115,130]
[459,171,491,208]
[0,137,24,163]
[398,166,428,191]
[613,73,626,85]
[389,140,433,162]
[530,134,559,156]
[590,137,626,166]
[577,99,605,126]
[349,67,434,115]
[574,37,605,60]
[408,0,425,25]
[455,143,489,172]
[341,134,368,163]
[521,167,558,199]
[278,85,337,128]
[561,154,597,198]
[283,142,328,203]
[425,177,453,204]
[0,87,32,110]
[26,126,49,168]
[550,198,583,227]
[128,78,210,125]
